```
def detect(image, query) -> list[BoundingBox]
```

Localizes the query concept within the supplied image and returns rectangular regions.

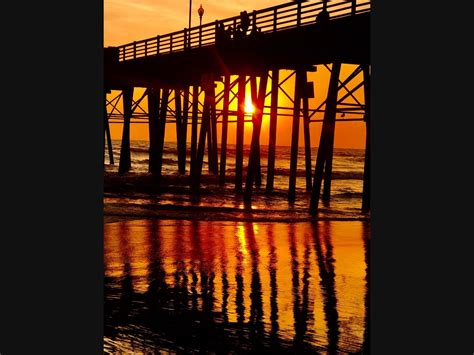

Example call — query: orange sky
[104,0,367,149]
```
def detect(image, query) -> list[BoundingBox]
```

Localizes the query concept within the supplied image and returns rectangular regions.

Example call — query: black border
[371,0,473,353]
[1,0,473,353]
[1,0,103,352]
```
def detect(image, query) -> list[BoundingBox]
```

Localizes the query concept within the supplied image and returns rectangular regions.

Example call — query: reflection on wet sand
[104,220,370,353]
[313,222,340,353]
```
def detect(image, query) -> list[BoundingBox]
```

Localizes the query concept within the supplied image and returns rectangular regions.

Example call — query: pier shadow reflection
[312,221,340,353]
[234,223,246,346]
[218,224,230,324]
[104,219,368,353]
[267,224,280,350]
[172,220,188,315]
[145,220,167,314]
[244,222,265,351]
[289,224,314,352]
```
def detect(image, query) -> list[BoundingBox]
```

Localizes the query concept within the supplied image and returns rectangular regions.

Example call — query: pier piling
[219,75,231,185]
[148,87,161,174]
[190,85,199,176]
[266,69,279,192]
[182,87,190,172]
[310,62,341,214]
[244,72,268,201]
[118,87,133,174]
[175,89,186,174]
[104,94,114,165]
[156,88,170,179]
[303,79,312,191]
[362,65,371,212]
[210,85,219,175]
[192,74,214,192]
[322,63,341,202]
[235,75,246,193]
[288,69,303,202]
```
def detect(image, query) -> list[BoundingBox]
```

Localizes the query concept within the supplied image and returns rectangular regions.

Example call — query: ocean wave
[331,171,364,180]
[130,147,149,153]
[333,191,363,198]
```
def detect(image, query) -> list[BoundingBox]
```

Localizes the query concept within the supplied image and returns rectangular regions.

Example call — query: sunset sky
[104,0,367,149]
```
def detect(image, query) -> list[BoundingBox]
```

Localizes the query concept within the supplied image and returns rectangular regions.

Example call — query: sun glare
[245,97,255,114]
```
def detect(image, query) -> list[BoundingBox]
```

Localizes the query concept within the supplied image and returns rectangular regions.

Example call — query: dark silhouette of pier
[104,0,371,214]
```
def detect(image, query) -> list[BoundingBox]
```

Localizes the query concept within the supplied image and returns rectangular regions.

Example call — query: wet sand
[104,172,370,223]
[104,219,370,353]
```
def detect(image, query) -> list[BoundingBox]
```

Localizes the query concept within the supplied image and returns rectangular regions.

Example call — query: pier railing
[117,0,371,62]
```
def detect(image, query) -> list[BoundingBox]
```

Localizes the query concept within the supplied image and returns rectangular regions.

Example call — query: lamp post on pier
[198,4,204,27]
[197,4,205,46]
[189,0,192,29]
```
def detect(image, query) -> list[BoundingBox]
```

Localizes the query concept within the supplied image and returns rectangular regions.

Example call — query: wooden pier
[104,0,371,214]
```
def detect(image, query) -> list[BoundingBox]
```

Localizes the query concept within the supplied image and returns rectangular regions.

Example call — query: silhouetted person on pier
[316,0,330,23]
[250,20,262,38]
[223,23,234,44]
[234,24,244,40]
[216,22,226,45]
[316,9,330,23]
[226,25,234,40]
[240,11,250,35]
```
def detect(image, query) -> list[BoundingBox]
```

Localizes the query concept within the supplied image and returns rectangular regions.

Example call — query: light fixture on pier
[198,4,204,26]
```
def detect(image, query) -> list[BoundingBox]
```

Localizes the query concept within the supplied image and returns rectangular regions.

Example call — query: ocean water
[104,140,368,221]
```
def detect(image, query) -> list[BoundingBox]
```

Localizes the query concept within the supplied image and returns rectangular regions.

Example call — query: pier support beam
[182,87,189,173]
[266,69,279,192]
[302,79,312,191]
[204,82,218,175]
[288,69,304,202]
[250,76,262,188]
[148,87,161,174]
[175,89,187,174]
[190,85,199,176]
[156,88,170,179]
[244,73,268,201]
[219,75,231,185]
[194,97,209,192]
[310,62,341,214]
[322,66,341,201]
[235,75,246,193]
[174,89,182,173]
[210,85,219,175]
[362,65,371,212]
[104,93,114,165]
[322,123,336,201]
[118,87,134,174]
[207,110,214,173]
[192,75,214,193]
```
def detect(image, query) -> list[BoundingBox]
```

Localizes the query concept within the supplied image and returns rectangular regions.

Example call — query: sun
[245,97,255,114]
